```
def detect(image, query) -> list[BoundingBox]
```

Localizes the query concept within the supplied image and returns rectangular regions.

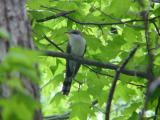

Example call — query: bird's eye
[72,32,78,34]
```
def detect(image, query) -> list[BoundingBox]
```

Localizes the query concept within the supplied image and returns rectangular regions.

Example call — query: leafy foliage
[9,0,159,119]
[0,47,40,120]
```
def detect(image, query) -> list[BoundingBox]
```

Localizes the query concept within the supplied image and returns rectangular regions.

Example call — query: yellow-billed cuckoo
[62,30,86,95]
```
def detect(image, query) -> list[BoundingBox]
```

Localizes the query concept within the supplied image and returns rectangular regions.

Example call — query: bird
[62,30,86,95]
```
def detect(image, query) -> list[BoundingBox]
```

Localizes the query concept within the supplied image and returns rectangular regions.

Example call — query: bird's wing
[62,42,72,95]
[66,42,86,77]
[73,43,87,76]
[65,42,73,77]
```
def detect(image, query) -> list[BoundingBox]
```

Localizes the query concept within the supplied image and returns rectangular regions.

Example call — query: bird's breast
[69,38,86,56]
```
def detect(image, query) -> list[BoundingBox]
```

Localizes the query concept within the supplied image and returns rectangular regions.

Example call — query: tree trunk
[0,0,42,119]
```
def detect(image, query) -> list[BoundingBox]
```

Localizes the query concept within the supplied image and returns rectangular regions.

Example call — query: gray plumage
[62,30,86,95]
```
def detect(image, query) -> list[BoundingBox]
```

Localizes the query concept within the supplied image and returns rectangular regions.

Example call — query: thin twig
[152,22,160,36]
[64,15,160,26]
[84,65,114,78]
[42,34,64,52]
[36,9,160,26]
[105,45,139,120]
[36,10,75,22]
[85,65,146,88]
[57,40,68,46]
[32,31,64,52]
[127,82,146,88]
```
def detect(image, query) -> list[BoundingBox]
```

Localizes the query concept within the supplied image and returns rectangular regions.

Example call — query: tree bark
[0,0,42,119]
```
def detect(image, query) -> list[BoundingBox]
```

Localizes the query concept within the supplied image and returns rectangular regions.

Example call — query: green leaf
[70,102,90,120]
[105,0,132,17]
[0,28,10,40]
[115,82,136,101]
[0,93,38,120]
[50,92,64,104]
[27,0,50,9]
[99,35,125,60]
[123,26,140,45]
[70,91,91,103]
[128,112,138,120]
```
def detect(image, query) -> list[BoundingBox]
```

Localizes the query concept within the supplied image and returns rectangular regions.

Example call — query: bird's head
[65,30,83,40]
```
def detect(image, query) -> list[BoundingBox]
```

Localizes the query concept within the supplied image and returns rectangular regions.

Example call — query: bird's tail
[62,77,72,95]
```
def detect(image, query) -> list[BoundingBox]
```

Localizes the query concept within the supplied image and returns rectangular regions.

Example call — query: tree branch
[42,34,64,52]
[43,50,147,78]
[127,82,146,88]
[105,45,139,120]
[152,22,160,36]
[44,112,70,120]
[36,10,75,22]
[84,65,114,78]
[85,66,146,88]
[140,10,155,119]
[32,31,64,53]
[36,9,160,26]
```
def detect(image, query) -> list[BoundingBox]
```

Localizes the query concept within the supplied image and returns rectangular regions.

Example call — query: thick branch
[43,50,147,78]
[105,45,139,120]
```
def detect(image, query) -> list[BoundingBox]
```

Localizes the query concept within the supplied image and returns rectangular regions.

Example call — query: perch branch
[43,50,147,78]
